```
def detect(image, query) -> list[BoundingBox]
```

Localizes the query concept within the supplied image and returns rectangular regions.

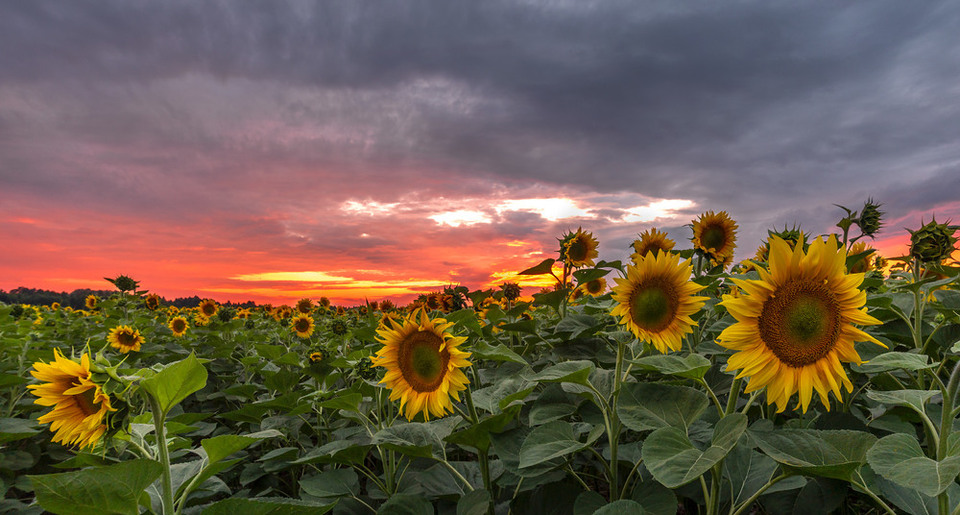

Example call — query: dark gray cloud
[2,0,959,261]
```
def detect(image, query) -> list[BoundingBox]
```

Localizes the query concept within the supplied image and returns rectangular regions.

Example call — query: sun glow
[622,199,695,223]
[429,210,492,227]
[495,198,593,221]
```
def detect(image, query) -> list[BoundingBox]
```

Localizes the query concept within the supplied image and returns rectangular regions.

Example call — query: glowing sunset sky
[2,2,959,305]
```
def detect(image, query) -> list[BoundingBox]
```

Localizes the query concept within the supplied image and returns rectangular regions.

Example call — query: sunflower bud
[330,318,349,336]
[355,356,377,380]
[909,218,959,263]
[105,274,140,293]
[10,304,24,319]
[856,198,884,238]
[767,225,805,250]
[501,282,522,301]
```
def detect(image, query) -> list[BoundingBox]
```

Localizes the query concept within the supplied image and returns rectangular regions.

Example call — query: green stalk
[464,385,494,514]
[606,339,626,500]
[146,395,174,515]
[936,360,960,515]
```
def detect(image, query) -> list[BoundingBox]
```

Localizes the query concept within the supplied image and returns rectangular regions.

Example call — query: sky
[2,1,959,306]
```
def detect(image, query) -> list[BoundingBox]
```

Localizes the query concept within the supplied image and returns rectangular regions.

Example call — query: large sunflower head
[198,299,219,318]
[560,228,599,268]
[631,228,676,263]
[296,298,314,314]
[28,349,116,449]
[108,325,143,353]
[168,316,188,337]
[717,235,884,413]
[610,251,708,353]
[692,211,738,261]
[370,308,472,421]
[292,315,316,338]
[84,295,98,310]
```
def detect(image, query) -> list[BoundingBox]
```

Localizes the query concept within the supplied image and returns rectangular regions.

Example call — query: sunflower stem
[606,339,626,500]
[464,385,494,514]
[146,394,174,515]
[725,378,743,415]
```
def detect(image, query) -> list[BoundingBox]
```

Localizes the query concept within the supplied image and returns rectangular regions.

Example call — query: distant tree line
[0,287,257,310]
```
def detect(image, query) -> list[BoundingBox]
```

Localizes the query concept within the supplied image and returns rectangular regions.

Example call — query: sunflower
[144,294,161,311]
[717,235,884,413]
[692,211,738,261]
[309,351,324,363]
[108,325,143,353]
[292,315,315,338]
[562,228,599,268]
[610,251,708,353]
[51,302,61,310]
[198,299,219,318]
[296,298,314,314]
[28,349,115,449]
[371,308,472,421]
[380,299,396,311]
[847,242,875,274]
[193,313,210,326]
[583,277,607,297]
[168,316,188,337]
[84,295,98,310]
[631,228,676,262]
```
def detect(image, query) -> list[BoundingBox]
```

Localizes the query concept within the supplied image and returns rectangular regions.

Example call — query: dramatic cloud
[1,1,958,304]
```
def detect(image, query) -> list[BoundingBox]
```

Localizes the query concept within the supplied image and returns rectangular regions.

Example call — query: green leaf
[0,417,41,444]
[642,413,747,488]
[371,422,444,459]
[457,488,492,515]
[851,352,935,373]
[139,353,208,415]
[299,468,359,499]
[532,290,567,311]
[495,319,538,336]
[866,389,939,415]
[867,433,960,497]
[529,385,579,425]
[594,500,646,514]
[316,392,363,412]
[377,493,433,514]
[523,360,595,387]
[723,445,805,508]
[471,341,528,365]
[201,429,282,465]
[519,420,585,469]
[573,267,610,284]
[555,314,605,339]
[29,459,163,515]
[519,258,556,275]
[445,412,515,453]
[617,383,709,433]
[293,438,372,466]
[201,497,335,515]
[632,354,712,380]
[751,429,877,481]
[574,491,607,515]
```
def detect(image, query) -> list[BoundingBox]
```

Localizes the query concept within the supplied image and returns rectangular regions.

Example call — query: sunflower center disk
[758,280,841,367]
[73,382,99,417]
[629,281,679,332]
[118,332,135,346]
[296,320,310,332]
[399,331,450,392]
[567,240,587,261]
[173,320,185,332]
[702,225,727,251]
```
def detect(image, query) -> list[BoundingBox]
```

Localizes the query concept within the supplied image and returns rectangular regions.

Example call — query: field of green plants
[2,203,960,515]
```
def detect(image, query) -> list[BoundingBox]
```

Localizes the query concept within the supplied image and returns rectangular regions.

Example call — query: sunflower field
[3,202,960,515]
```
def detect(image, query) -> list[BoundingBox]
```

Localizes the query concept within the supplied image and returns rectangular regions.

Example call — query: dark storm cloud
[2,0,959,255]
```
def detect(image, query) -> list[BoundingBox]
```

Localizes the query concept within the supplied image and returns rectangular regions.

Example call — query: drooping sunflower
[292,315,315,338]
[28,349,115,449]
[84,295,98,310]
[371,308,472,421]
[198,299,219,318]
[144,294,161,311]
[108,325,144,353]
[309,351,324,363]
[296,298,314,314]
[168,316,188,337]
[631,228,676,262]
[692,211,738,261]
[561,228,599,268]
[611,251,708,353]
[193,313,210,327]
[717,235,884,413]
[51,302,61,310]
